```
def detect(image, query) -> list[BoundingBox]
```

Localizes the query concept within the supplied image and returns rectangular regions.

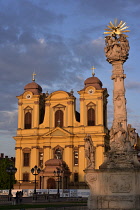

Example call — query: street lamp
[54,167,62,197]
[6,165,17,200]
[31,165,41,194]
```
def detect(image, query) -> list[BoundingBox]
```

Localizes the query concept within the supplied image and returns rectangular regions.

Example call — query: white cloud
[92,37,104,47]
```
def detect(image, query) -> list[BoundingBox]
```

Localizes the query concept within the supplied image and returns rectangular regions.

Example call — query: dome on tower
[84,75,103,90]
[24,81,42,95]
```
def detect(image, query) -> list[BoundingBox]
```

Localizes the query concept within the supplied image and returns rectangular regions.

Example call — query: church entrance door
[47,178,56,189]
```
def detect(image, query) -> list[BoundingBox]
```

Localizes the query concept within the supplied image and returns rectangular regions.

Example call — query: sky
[0,0,140,157]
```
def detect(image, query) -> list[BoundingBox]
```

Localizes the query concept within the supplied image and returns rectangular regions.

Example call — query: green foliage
[0,158,16,190]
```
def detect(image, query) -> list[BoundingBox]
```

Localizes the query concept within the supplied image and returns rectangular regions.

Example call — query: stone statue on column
[84,19,140,210]
[104,20,134,154]
[84,134,95,169]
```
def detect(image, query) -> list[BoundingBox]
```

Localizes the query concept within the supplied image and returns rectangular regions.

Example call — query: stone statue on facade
[84,134,95,169]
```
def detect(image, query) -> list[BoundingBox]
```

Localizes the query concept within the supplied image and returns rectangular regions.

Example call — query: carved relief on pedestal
[86,173,97,184]
[109,174,132,193]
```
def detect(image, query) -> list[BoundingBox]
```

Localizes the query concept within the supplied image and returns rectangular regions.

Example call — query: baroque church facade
[14,73,109,189]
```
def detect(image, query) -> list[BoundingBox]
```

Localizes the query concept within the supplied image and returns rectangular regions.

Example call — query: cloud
[125,81,140,90]
[77,0,126,18]
[0,110,17,134]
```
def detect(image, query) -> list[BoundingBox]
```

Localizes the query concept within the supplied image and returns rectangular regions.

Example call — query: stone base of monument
[85,168,140,210]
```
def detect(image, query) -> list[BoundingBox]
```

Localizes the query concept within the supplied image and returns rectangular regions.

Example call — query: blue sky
[0,0,140,157]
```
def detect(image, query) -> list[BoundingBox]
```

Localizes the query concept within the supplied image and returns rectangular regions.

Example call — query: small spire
[46,91,49,97]
[32,72,36,82]
[91,66,96,76]
[70,89,74,95]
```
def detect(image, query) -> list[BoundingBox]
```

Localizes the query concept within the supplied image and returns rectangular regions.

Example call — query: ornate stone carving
[100,150,140,169]
[84,135,96,169]
[104,34,130,64]
[86,173,97,184]
[109,174,132,193]
[110,122,131,152]
[127,124,137,147]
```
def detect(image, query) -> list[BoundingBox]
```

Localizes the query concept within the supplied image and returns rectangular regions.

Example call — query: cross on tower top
[91,66,96,76]
[32,72,36,81]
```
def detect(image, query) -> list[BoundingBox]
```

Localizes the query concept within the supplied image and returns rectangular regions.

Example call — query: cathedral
[14,72,109,189]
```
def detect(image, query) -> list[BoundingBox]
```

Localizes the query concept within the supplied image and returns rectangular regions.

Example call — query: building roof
[45,158,66,167]
[84,75,103,90]
[24,81,42,95]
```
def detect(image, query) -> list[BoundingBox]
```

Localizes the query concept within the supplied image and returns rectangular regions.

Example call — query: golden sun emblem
[104,19,130,37]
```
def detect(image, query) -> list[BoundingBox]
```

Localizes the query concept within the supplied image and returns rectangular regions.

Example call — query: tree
[0,158,16,189]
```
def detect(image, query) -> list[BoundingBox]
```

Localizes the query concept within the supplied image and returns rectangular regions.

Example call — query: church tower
[78,73,109,168]
[14,75,45,185]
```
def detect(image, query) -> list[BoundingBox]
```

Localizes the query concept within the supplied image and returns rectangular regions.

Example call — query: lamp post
[31,165,41,195]
[54,167,62,197]
[6,165,17,200]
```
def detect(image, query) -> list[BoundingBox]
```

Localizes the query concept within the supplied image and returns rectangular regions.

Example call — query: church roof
[45,158,66,167]
[24,81,42,95]
[83,75,103,90]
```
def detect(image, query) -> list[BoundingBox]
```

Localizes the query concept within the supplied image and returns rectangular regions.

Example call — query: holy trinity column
[104,20,132,152]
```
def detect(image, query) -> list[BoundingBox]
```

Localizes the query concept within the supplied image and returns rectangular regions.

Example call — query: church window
[55,110,63,127]
[74,150,78,166]
[40,106,45,124]
[39,152,43,168]
[87,108,95,126]
[24,107,32,129]
[23,172,29,182]
[23,153,30,167]
[54,148,62,159]
[74,173,79,182]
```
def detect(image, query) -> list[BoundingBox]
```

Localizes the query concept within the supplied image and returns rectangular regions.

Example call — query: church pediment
[43,127,73,137]
[53,103,66,109]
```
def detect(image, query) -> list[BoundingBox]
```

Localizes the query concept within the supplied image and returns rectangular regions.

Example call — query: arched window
[25,112,32,129]
[74,150,78,166]
[55,148,62,159]
[55,110,63,127]
[87,108,95,126]
[23,152,30,166]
